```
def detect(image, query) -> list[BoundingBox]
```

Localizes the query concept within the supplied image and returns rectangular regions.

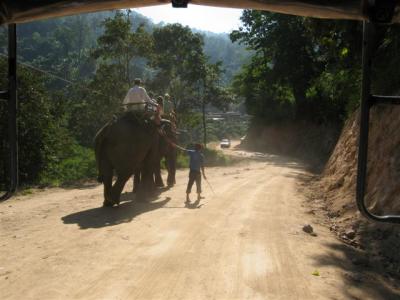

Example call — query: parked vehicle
[220,138,231,148]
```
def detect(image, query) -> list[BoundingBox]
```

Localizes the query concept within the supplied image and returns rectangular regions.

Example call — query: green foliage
[372,25,400,95]
[0,10,251,189]
[151,24,206,89]
[204,148,232,167]
[205,116,249,142]
[306,69,361,122]
[67,64,127,146]
[150,24,207,113]
[201,31,252,84]
[0,60,68,184]
[175,148,232,169]
[231,11,365,124]
[176,152,190,169]
[203,62,236,111]
[91,11,153,84]
[40,143,97,185]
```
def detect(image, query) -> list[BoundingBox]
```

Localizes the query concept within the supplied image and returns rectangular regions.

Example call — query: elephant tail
[94,131,104,183]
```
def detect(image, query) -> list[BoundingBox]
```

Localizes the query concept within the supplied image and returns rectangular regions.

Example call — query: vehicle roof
[1,1,399,25]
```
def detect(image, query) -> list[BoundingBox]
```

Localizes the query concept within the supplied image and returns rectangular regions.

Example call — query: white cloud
[134,4,243,33]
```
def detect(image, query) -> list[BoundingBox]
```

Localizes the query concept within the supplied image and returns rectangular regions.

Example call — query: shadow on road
[61,191,171,229]
[313,242,400,299]
[185,198,204,209]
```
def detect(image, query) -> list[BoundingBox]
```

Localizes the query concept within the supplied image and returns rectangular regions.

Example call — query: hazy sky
[134,4,243,33]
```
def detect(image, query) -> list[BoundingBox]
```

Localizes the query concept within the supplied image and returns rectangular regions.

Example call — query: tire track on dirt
[72,170,266,299]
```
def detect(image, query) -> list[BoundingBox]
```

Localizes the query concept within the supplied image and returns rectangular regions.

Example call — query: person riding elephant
[122,78,153,111]
[163,93,177,131]
[163,93,175,118]
[94,112,159,207]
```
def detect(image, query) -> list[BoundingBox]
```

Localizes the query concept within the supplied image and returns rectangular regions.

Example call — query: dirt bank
[241,120,340,170]
[241,113,400,280]
[310,105,400,278]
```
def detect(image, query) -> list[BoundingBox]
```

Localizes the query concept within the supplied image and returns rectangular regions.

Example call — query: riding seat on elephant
[94,111,159,207]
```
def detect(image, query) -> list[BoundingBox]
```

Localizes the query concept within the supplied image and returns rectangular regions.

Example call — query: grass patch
[39,144,97,186]
[175,147,234,169]
[204,148,233,167]
[20,188,34,196]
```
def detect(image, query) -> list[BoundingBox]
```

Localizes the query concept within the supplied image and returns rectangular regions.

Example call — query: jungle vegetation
[1,9,399,187]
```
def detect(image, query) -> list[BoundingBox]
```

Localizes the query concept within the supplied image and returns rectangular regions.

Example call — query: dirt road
[1,147,399,299]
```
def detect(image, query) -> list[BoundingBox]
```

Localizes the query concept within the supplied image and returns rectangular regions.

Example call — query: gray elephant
[95,113,159,207]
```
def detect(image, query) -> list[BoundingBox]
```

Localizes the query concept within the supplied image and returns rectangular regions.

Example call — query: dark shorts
[186,170,201,194]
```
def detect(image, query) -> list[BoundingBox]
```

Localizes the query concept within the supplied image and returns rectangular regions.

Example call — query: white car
[220,139,231,148]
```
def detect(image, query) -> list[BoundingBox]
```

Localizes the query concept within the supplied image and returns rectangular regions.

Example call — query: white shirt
[122,85,151,111]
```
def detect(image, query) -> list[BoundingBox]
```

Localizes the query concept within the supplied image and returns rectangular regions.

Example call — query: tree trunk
[202,96,207,148]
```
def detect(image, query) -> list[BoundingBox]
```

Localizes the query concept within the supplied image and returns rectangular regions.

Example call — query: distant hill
[130,11,252,84]
[2,10,250,85]
[195,30,252,84]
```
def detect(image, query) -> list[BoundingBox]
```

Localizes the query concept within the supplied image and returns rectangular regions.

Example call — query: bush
[174,147,232,170]
[39,143,97,186]
[176,151,190,168]
[204,148,232,167]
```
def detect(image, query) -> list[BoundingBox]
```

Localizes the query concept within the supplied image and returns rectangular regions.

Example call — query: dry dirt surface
[1,146,399,299]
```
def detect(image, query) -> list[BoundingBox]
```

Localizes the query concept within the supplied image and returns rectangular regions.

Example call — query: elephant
[94,112,159,207]
[133,119,177,192]
[156,119,177,187]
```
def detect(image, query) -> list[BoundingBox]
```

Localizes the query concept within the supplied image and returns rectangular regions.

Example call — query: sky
[134,4,243,33]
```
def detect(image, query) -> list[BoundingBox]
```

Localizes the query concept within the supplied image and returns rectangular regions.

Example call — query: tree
[230,11,369,124]
[91,11,153,85]
[150,24,207,111]
[0,60,71,184]
[231,11,320,120]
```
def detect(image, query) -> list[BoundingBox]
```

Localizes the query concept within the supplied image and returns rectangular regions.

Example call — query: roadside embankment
[241,110,400,278]
[240,119,340,170]
[311,106,400,277]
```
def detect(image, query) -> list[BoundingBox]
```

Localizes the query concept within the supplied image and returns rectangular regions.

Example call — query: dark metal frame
[171,0,190,8]
[356,21,400,223]
[0,24,18,201]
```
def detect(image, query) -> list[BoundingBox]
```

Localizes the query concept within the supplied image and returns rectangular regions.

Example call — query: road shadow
[185,198,204,209]
[313,242,400,299]
[57,180,100,191]
[231,143,327,173]
[227,148,310,171]
[62,191,171,229]
[300,168,400,286]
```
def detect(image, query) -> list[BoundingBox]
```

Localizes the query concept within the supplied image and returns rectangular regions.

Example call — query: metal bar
[355,21,400,223]
[0,24,18,201]
[371,95,400,105]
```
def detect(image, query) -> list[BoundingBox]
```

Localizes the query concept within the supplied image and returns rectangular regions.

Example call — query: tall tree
[150,24,206,111]
[91,11,153,85]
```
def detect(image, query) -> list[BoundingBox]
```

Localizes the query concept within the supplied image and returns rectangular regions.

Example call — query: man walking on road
[173,143,207,203]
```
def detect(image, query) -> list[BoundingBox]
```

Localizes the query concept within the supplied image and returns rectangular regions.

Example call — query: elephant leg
[111,171,131,206]
[139,162,157,200]
[101,160,113,207]
[133,170,141,193]
[154,159,164,187]
[167,152,177,186]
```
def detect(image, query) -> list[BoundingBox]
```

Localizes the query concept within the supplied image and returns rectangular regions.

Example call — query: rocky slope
[314,105,400,277]
[243,107,400,277]
[241,120,340,170]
